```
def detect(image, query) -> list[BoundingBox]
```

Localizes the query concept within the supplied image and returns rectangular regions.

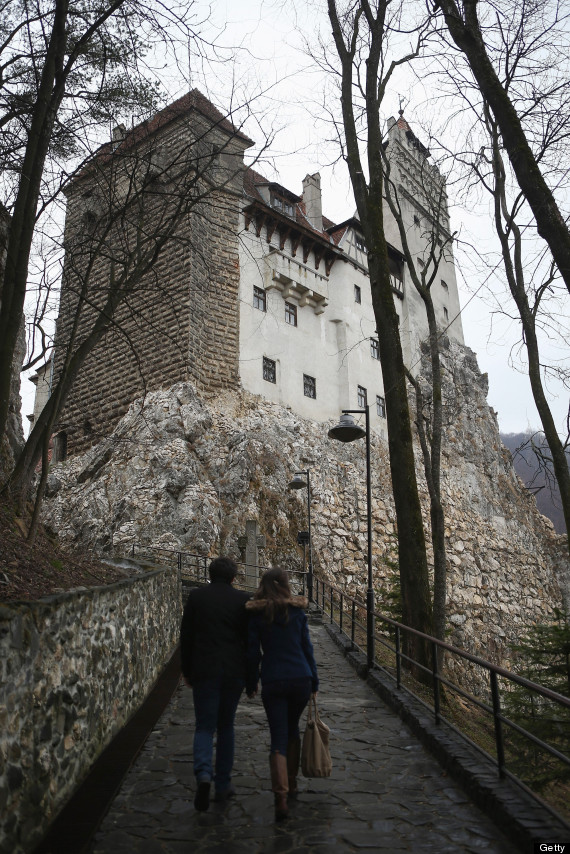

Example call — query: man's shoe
[194,781,211,811]
[213,784,236,803]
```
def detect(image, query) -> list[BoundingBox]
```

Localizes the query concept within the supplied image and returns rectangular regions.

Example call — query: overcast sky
[21,0,569,438]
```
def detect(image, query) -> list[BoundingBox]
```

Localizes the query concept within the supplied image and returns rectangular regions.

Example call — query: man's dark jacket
[180,581,251,683]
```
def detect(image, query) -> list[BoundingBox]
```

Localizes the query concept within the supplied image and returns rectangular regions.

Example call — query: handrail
[312,573,570,827]
[127,542,309,593]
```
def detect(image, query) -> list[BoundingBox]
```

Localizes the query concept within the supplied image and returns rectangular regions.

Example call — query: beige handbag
[301,696,332,778]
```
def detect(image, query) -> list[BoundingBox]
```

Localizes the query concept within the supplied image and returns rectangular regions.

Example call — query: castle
[48,90,464,455]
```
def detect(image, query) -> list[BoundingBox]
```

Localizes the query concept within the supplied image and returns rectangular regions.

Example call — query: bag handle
[307,694,319,723]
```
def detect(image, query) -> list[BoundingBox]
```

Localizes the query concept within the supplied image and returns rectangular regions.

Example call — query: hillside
[501,432,568,535]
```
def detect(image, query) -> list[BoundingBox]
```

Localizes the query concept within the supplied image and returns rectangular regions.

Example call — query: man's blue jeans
[192,675,244,792]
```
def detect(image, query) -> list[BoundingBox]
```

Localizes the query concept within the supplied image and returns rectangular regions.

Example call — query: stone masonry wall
[42,344,568,694]
[0,568,181,854]
[53,109,244,456]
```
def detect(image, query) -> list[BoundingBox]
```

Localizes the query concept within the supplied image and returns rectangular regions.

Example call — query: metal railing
[313,574,570,827]
[128,543,308,595]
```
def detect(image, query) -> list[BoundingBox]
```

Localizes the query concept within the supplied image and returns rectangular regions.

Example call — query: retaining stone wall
[0,568,181,854]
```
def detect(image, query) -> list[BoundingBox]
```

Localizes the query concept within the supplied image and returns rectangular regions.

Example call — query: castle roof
[69,89,254,188]
[244,167,335,241]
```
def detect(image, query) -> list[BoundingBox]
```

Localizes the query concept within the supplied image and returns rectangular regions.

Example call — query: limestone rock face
[42,343,568,674]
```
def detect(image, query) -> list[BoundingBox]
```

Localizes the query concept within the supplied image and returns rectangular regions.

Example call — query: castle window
[443,307,449,322]
[414,215,420,227]
[271,195,294,217]
[370,338,380,360]
[441,279,448,291]
[303,374,316,399]
[354,284,361,304]
[285,302,297,326]
[355,233,366,252]
[254,286,266,311]
[357,385,367,408]
[53,431,68,463]
[376,395,386,418]
[263,357,276,384]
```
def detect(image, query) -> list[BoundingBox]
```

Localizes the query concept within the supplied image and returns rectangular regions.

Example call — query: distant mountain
[501,432,568,534]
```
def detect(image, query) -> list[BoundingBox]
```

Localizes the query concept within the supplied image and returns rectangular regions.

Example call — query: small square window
[254,286,266,311]
[263,357,276,383]
[354,284,361,304]
[355,233,366,252]
[376,395,386,418]
[357,385,367,408]
[285,302,297,326]
[370,338,380,360]
[303,374,316,399]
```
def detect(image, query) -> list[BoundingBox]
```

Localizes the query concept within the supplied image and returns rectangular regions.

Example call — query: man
[180,556,250,811]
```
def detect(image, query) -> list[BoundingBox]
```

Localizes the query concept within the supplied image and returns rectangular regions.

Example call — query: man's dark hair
[209,557,238,583]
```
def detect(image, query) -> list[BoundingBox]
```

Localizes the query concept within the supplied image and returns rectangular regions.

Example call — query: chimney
[111,123,127,143]
[302,173,323,232]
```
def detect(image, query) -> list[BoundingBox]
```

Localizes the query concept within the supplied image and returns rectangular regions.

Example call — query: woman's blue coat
[246,596,319,695]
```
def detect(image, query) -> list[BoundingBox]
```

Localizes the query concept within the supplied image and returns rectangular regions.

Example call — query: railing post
[351,600,356,647]
[131,541,135,557]
[339,593,344,634]
[177,551,182,574]
[395,626,401,689]
[432,641,440,725]
[330,587,333,624]
[490,670,506,778]
[366,587,374,671]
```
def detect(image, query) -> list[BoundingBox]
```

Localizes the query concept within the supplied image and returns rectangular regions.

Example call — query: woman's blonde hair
[254,567,291,624]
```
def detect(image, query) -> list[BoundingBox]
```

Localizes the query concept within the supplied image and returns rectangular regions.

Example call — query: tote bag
[301,696,332,778]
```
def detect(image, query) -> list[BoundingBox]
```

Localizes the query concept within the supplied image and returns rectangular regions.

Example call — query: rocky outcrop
[42,343,567,674]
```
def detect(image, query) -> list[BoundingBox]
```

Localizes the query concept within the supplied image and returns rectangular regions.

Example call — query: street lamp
[328,408,374,670]
[288,470,313,601]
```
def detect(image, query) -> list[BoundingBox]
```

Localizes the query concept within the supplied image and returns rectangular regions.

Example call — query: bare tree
[381,137,455,641]
[430,0,570,552]
[437,0,570,296]
[0,0,203,457]
[478,103,570,548]
[326,0,434,654]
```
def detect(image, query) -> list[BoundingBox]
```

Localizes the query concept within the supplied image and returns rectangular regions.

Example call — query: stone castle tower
[52,91,253,457]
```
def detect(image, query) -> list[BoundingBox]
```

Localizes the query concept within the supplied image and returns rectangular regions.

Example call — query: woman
[246,568,319,821]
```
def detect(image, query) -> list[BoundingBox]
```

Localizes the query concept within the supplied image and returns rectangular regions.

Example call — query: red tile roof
[73,89,254,184]
[243,166,338,242]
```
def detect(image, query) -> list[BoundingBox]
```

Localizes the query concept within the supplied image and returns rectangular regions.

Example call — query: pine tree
[503,610,570,791]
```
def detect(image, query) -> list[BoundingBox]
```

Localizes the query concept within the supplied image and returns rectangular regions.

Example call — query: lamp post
[328,408,374,670]
[288,470,313,601]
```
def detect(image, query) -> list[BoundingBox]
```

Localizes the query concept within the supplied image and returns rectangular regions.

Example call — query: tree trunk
[438,0,570,295]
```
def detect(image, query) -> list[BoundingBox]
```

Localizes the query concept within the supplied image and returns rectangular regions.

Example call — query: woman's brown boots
[286,737,301,799]
[269,752,289,821]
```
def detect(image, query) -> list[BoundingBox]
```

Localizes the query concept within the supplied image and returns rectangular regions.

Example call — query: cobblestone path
[89,623,521,853]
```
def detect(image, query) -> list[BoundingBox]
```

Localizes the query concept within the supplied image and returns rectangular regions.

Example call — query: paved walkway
[89,623,520,853]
